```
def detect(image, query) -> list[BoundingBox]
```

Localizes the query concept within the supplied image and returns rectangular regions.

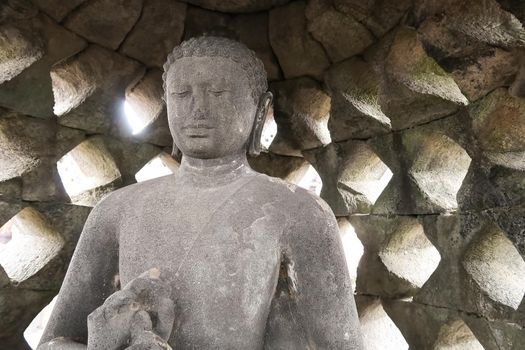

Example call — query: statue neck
[177,152,253,187]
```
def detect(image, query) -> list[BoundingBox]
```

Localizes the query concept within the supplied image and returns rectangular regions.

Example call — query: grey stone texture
[0,0,524,348]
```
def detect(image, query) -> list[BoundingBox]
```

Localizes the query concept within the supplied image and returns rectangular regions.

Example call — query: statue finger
[153,297,175,341]
[131,310,153,335]
[101,289,138,319]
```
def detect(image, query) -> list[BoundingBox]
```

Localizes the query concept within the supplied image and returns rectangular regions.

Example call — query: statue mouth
[183,125,215,137]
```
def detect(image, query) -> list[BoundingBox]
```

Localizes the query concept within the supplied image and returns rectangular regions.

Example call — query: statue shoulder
[92,175,172,217]
[251,173,335,223]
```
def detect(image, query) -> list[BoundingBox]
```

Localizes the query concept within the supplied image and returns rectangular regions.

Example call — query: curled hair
[162,36,268,103]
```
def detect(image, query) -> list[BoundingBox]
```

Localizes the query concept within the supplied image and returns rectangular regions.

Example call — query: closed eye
[210,90,229,96]
[172,91,190,97]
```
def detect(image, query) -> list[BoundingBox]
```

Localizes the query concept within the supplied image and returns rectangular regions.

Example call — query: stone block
[183,8,281,81]
[32,0,87,22]
[270,78,331,152]
[350,215,440,298]
[120,0,187,68]
[304,140,391,216]
[64,0,143,50]
[419,17,519,101]
[417,0,525,48]
[269,1,330,80]
[0,110,56,182]
[355,296,409,350]
[0,21,43,85]
[248,152,309,184]
[305,0,375,62]
[333,0,412,37]
[232,12,282,81]
[0,13,86,118]
[381,26,468,130]
[382,299,484,350]
[371,124,471,215]
[56,136,122,205]
[180,0,290,12]
[53,45,145,133]
[324,57,391,141]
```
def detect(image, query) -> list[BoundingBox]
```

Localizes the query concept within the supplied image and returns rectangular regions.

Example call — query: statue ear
[248,92,273,157]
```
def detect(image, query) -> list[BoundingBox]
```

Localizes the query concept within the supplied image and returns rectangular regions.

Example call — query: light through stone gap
[338,218,364,292]
[24,296,58,349]
[296,164,322,196]
[135,152,180,183]
[260,113,277,150]
[123,100,149,135]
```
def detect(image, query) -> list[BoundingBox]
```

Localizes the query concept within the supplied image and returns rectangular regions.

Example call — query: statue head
[162,36,272,160]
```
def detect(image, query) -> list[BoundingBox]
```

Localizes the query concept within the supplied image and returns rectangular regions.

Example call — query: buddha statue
[38,36,364,350]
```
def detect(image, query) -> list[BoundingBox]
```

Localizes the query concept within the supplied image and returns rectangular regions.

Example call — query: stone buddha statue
[38,36,364,350]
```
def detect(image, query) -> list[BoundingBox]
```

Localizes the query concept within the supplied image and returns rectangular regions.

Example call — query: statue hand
[87,269,175,350]
[126,311,173,350]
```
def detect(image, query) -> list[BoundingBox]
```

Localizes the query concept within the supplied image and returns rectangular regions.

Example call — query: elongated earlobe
[248,92,273,157]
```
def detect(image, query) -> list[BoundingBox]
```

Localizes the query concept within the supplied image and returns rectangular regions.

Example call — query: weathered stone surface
[64,0,143,50]
[103,136,162,185]
[382,299,484,350]
[20,158,67,202]
[324,57,391,141]
[0,110,55,182]
[417,0,525,48]
[53,45,145,133]
[510,49,525,98]
[334,0,412,37]
[125,69,172,146]
[179,0,290,13]
[232,12,282,81]
[184,8,281,81]
[371,124,471,214]
[0,21,43,84]
[0,178,22,200]
[350,215,440,298]
[56,136,122,205]
[356,296,409,350]
[270,78,331,152]
[304,140,391,215]
[32,0,87,22]
[248,152,309,183]
[417,213,525,323]
[0,14,86,118]
[183,5,232,39]
[305,0,375,62]
[419,17,519,102]
[269,1,330,79]
[465,313,525,349]
[0,207,64,285]
[382,27,468,130]
[470,88,525,155]
[120,0,187,68]
[0,288,55,349]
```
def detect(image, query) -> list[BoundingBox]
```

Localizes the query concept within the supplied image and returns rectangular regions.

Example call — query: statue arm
[284,198,364,349]
[38,199,120,349]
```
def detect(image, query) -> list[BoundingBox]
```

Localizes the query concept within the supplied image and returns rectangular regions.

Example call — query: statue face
[165,56,258,159]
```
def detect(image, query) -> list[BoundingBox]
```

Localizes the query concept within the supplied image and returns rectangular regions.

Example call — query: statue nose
[192,89,208,116]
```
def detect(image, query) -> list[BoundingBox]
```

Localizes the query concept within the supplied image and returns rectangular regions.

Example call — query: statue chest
[115,184,286,347]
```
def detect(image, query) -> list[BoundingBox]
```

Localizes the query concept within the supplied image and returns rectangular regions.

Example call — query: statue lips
[182,124,215,138]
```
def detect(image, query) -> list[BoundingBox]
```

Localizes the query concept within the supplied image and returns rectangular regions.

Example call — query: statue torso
[116,172,291,349]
